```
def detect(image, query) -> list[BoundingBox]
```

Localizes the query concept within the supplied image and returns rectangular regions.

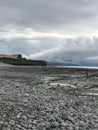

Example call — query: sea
[0,62,98,70]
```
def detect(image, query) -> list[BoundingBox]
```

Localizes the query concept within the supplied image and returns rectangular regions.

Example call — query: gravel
[0,66,98,130]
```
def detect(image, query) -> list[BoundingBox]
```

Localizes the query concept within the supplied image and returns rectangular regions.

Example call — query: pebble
[0,68,98,130]
[22,115,27,120]
[17,113,22,119]
[9,120,15,126]
[61,113,68,121]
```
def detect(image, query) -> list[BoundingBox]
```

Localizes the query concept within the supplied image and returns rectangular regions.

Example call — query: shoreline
[0,66,98,130]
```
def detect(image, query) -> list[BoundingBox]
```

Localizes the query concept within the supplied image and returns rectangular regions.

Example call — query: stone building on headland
[0,54,47,66]
[0,54,22,59]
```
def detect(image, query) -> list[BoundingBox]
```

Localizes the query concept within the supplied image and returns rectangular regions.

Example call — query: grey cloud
[0,38,35,55]
[0,0,98,66]
[27,37,98,64]
[0,36,64,55]
[1,36,98,65]
[0,0,98,32]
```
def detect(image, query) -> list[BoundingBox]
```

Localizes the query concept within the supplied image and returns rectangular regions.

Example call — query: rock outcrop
[0,54,22,59]
[0,54,47,66]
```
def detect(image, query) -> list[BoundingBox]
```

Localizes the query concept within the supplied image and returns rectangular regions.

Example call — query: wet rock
[49,117,56,122]
[22,115,28,120]
[61,113,68,121]
[9,120,15,126]
[16,113,22,119]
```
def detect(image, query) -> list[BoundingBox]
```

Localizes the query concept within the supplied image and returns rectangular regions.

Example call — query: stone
[17,113,22,119]
[61,122,67,127]
[61,113,68,121]
[75,126,79,130]
[22,115,27,120]
[50,121,59,128]
[9,120,15,126]
[49,117,56,122]
[79,121,85,126]
[46,127,51,130]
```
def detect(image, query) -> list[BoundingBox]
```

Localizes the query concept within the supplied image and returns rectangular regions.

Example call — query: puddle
[82,93,98,96]
[50,82,77,89]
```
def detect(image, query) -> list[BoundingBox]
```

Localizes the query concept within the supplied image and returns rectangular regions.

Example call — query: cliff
[0,54,47,66]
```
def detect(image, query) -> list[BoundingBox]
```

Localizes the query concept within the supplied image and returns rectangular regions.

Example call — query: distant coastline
[0,54,47,66]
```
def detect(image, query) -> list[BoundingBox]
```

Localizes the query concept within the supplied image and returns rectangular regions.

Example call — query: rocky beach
[0,65,98,130]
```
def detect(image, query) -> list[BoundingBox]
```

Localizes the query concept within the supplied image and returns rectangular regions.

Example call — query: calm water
[56,65,98,69]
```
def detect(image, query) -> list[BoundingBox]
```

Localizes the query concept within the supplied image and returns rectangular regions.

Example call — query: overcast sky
[0,0,98,64]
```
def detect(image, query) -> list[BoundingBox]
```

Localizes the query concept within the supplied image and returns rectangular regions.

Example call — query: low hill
[0,54,47,66]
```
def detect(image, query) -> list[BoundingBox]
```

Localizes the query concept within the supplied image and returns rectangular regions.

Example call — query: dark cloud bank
[0,0,98,66]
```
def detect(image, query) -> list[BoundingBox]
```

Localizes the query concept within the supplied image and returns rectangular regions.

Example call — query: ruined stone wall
[0,54,22,59]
